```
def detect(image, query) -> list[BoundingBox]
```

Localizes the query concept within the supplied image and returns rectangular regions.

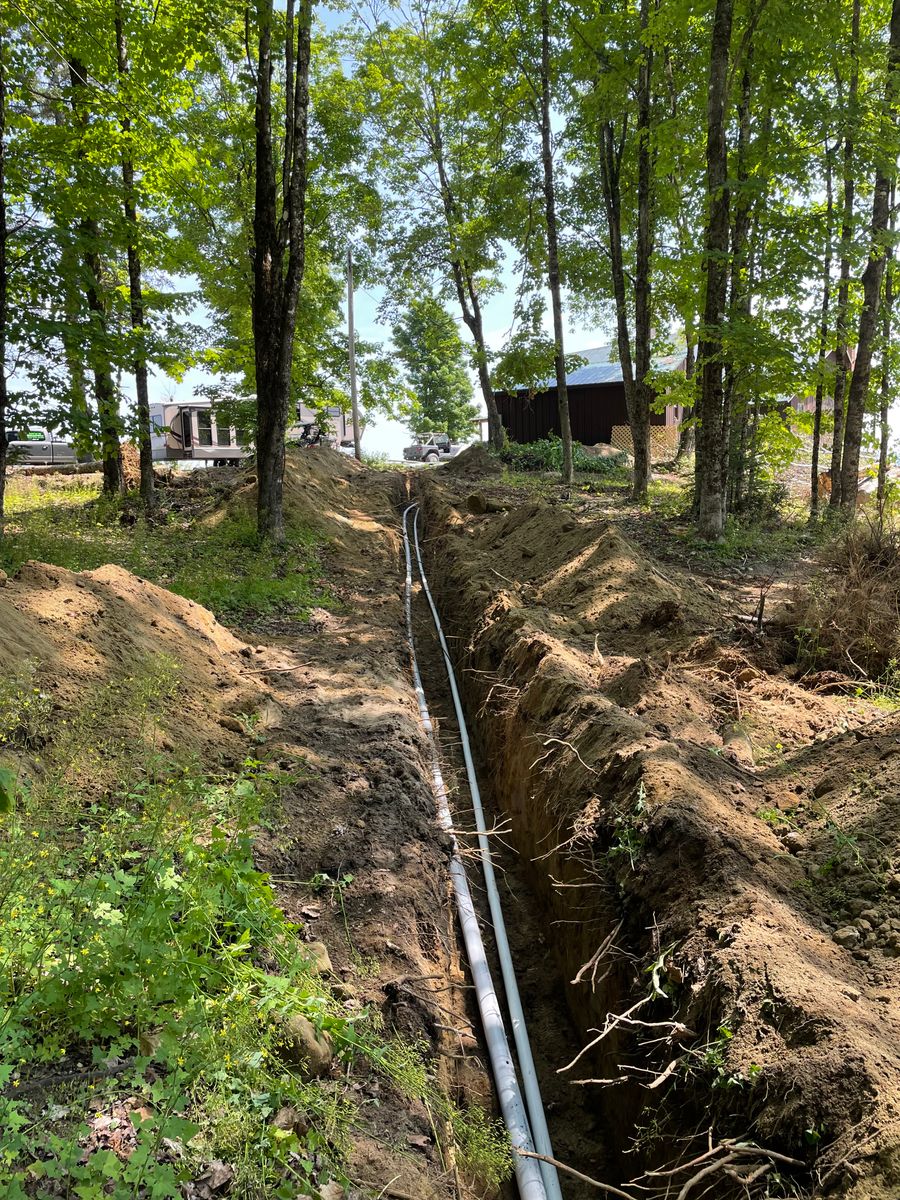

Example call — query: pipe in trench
[402,502,562,1200]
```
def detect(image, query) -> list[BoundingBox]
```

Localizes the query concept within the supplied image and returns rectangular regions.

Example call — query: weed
[607,781,648,870]
[0,661,53,750]
[0,476,330,623]
[0,662,512,1197]
[498,436,629,476]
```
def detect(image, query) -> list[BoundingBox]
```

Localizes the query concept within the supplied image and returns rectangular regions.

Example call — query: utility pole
[347,247,362,460]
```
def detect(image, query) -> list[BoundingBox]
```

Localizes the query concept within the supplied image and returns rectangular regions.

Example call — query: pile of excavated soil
[417,472,900,1199]
[1,453,492,1200]
[0,560,264,783]
[442,443,502,478]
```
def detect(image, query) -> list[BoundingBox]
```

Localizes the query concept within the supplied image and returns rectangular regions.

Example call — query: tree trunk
[830,0,861,509]
[599,118,640,479]
[0,29,7,536]
[253,0,311,541]
[695,0,733,539]
[68,59,124,496]
[811,146,834,520]
[840,0,900,514]
[675,341,696,462]
[427,97,503,450]
[722,56,755,518]
[877,182,895,509]
[631,0,654,501]
[115,5,154,509]
[540,0,573,484]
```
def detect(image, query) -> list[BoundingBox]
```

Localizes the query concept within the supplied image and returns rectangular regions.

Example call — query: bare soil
[7,449,900,1199]
[416,464,900,1199]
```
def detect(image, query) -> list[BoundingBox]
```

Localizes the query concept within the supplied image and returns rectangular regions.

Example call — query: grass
[0,658,512,1199]
[0,476,329,623]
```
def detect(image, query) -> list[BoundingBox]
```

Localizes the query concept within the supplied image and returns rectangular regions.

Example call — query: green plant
[0,662,53,750]
[498,436,629,476]
[0,477,330,623]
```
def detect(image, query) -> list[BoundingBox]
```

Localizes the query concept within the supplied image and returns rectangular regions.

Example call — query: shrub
[499,436,627,475]
[789,516,900,679]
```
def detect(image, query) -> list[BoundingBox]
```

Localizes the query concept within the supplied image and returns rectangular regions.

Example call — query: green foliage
[499,436,628,475]
[0,478,329,622]
[0,661,512,1198]
[393,296,479,440]
[0,662,54,751]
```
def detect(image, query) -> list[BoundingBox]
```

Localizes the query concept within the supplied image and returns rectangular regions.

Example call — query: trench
[402,498,622,1199]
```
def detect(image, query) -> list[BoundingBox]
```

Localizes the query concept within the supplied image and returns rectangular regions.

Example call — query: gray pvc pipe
[409,505,564,1200]
[401,505,548,1200]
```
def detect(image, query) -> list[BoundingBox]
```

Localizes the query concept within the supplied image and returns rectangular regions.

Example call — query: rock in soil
[278,1013,333,1077]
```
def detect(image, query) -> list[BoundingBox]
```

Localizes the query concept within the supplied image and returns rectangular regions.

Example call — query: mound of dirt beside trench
[416,470,900,1200]
[0,560,265,780]
[0,451,497,1200]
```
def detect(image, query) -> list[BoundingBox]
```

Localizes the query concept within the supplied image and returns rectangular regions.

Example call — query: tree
[538,0,574,485]
[840,0,900,513]
[358,5,507,450]
[0,23,8,535]
[251,0,312,541]
[114,0,154,508]
[394,296,478,440]
[830,0,862,509]
[694,0,734,539]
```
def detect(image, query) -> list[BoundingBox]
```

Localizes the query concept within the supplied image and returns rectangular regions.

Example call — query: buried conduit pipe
[403,503,563,1200]
[402,504,549,1200]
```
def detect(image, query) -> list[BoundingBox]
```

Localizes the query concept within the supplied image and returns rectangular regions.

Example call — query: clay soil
[5,449,900,1199]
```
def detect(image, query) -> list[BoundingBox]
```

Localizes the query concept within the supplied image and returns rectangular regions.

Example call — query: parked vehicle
[296,423,332,448]
[402,432,460,463]
[7,428,81,466]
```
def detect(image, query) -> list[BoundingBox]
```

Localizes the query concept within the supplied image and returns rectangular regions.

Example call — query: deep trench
[406,512,610,1199]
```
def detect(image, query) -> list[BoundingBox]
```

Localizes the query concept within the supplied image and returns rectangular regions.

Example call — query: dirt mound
[0,560,264,780]
[417,471,900,1198]
[120,441,141,489]
[442,443,502,478]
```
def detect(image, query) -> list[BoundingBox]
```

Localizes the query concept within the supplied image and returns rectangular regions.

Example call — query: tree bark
[115,5,154,509]
[829,0,861,509]
[840,0,900,514]
[599,118,639,475]
[675,341,696,462]
[631,0,654,501]
[877,196,894,510]
[427,97,503,450]
[0,28,8,536]
[540,0,574,484]
[723,58,757,517]
[811,146,834,520]
[68,59,123,497]
[253,0,311,541]
[695,0,733,539]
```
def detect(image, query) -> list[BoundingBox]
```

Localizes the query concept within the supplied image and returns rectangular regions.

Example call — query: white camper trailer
[149,401,248,464]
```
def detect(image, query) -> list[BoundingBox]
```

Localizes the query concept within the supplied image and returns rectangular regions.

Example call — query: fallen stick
[514,1149,638,1199]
